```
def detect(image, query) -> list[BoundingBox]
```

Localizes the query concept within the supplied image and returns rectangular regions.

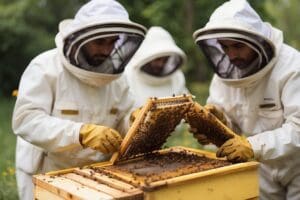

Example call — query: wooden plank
[74,168,140,194]
[33,174,113,200]
[89,161,113,168]
[35,185,64,200]
[63,173,143,200]
[97,147,258,190]
[46,167,77,176]
[97,168,145,187]
[142,167,258,200]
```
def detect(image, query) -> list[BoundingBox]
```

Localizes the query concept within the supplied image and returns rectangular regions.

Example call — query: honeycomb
[114,95,194,162]
[94,148,232,188]
[185,102,237,147]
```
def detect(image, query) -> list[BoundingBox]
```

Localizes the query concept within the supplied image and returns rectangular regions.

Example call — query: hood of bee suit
[125,26,187,86]
[193,0,283,88]
[55,0,146,87]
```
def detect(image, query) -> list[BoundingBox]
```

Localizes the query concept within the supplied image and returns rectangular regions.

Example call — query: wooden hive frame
[33,95,259,199]
[185,102,238,147]
[34,147,259,200]
[91,147,233,190]
[110,95,194,163]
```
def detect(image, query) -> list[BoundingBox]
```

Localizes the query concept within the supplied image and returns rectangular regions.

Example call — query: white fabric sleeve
[206,75,241,133]
[115,86,135,137]
[12,61,83,153]
[248,72,300,161]
[175,70,190,95]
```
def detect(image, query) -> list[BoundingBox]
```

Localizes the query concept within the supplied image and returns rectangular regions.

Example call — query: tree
[265,0,300,49]
[0,0,271,96]
[120,0,270,84]
[0,0,87,96]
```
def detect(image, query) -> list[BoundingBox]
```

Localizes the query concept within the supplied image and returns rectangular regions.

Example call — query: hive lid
[111,95,194,163]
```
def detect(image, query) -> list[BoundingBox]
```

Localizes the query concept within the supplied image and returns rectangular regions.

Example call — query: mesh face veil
[63,24,145,74]
[195,29,274,79]
[140,55,183,77]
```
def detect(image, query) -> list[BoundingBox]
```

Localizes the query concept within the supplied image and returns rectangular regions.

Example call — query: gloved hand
[204,104,227,125]
[189,127,211,145]
[216,136,254,162]
[79,124,122,154]
[129,107,142,126]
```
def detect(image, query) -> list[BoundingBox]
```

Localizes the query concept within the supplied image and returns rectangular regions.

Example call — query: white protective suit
[12,1,146,199]
[124,26,188,107]
[193,0,300,199]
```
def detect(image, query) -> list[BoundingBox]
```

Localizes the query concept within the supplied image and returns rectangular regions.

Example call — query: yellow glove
[204,104,227,125]
[129,107,142,126]
[79,124,122,154]
[189,127,211,145]
[216,136,254,162]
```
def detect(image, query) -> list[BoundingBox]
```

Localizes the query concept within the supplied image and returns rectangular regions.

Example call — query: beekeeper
[124,26,188,107]
[193,0,300,199]
[12,0,146,199]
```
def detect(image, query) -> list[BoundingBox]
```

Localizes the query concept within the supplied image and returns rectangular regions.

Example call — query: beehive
[33,95,259,200]
[111,95,194,162]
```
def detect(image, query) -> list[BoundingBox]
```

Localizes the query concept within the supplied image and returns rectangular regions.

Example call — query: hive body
[34,95,258,200]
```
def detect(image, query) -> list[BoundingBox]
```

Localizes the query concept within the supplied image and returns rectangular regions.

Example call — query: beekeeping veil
[140,55,183,77]
[55,0,146,87]
[137,26,186,78]
[193,0,276,84]
[126,26,186,86]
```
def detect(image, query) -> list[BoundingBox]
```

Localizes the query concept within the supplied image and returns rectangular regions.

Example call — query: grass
[0,97,18,200]
[0,81,210,199]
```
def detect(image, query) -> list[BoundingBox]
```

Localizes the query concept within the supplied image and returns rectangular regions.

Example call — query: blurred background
[0,0,299,198]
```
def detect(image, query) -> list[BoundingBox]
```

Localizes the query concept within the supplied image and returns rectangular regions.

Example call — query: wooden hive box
[33,95,259,200]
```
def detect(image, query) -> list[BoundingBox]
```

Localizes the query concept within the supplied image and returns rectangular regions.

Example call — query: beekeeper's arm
[12,60,121,153]
[247,72,300,162]
[210,73,300,162]
[80,124,122,153]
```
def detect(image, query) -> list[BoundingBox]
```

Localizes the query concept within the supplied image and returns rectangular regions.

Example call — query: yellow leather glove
[216,136,254,162]
[129,107,142,126]
[204,104,227,125]
[189,127,211,145]
[79,124,122,154]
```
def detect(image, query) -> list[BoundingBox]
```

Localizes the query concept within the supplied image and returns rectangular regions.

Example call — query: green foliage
[0,1,297,198]
[0,0,278,97]
[164,81,210,149]
[265,0,300,49]
[0,0,88,96]
[164,122,202,149]
[119,0,271,84]
[188,81,211,105]
[0,97,17,199]
[120,0,225,83]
